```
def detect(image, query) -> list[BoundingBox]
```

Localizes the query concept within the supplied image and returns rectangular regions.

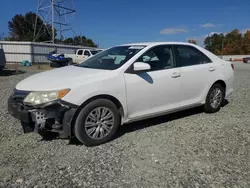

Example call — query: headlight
[23,89,70,105]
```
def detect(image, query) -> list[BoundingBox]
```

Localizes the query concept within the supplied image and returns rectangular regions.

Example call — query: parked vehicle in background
[8,42,234,146]
[243,57,250,63]
[47,51,73,68]
[47,49,102,67]
[65,49,101,64]
[0,49,6,71]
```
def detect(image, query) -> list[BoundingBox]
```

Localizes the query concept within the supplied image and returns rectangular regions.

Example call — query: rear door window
[175,45,212,67]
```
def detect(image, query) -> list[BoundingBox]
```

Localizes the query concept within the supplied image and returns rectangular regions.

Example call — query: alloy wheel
[210,88,223,109]
[84,107,115,140]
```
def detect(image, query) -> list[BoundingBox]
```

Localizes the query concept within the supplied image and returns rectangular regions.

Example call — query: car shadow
[48,100,229,146]
[138,73,153,84]
[114,106,204,140]
[221,99,229,107]
[114,99,229,140]
[0,69,25,76]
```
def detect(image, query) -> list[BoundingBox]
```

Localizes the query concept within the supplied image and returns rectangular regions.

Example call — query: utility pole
[222,39,224,55]
[52,0,55,44]
[34,0,76,43]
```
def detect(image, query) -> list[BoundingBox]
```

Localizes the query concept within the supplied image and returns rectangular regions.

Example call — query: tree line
[3,12,98,47]
[188,29,250,55]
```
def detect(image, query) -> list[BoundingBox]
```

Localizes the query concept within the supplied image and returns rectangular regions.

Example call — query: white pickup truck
[65,49,102,64]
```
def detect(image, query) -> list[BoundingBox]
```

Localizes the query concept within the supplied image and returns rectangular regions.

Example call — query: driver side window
[137,45,175,71]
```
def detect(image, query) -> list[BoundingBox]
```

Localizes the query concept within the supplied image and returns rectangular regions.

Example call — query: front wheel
[74,99,120,146]
[204,83,225,113]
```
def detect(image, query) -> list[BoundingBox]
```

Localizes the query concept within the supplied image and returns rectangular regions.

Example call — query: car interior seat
[152,48,171,70]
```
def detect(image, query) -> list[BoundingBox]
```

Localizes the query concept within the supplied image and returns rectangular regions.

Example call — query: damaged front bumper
[8,90,78,138]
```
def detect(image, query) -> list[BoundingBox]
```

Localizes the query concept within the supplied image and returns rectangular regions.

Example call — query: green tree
[243,30,250,54]
[63,36,98,47]
[203,29,250,55]
[223,29,243,55]
[62,37,74,44]
[7,12,54,42]
[223,43,234,55]
[204,33,224,55]
[6,12,98,46]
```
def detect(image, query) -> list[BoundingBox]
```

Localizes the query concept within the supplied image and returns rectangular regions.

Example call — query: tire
[21,121,34,133]
[74,99,120,146]
[204,83,225,113]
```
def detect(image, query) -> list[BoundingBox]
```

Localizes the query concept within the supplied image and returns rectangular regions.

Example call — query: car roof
[117,41,222,62]
[119,42,197,47]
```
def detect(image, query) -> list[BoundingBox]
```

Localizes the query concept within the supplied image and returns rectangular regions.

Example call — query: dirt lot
[0,63,250,188]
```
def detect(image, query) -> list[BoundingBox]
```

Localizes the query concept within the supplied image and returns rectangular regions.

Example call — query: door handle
[209,67,215,72]
[171,72,181,78]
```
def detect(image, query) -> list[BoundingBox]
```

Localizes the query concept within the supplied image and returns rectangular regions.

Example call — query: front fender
[62,75,128,118]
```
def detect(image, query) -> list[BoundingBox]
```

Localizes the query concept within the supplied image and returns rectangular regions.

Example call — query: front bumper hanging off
[8,90,78,138]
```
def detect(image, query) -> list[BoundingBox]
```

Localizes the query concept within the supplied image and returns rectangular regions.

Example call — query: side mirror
[133,62,151,71]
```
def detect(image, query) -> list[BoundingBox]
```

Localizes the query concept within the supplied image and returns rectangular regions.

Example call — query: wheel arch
[201,79,227,104]
[69,94,125,136]
[212,80,226,90]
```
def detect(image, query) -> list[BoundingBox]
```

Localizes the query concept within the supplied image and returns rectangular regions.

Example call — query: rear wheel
[204,83,225,113]
[74,99,120,146]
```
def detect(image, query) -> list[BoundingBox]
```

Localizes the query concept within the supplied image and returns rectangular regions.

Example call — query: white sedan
[8,42,234,146]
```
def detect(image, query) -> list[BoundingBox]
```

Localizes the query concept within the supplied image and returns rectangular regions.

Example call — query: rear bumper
[8,96,78,138]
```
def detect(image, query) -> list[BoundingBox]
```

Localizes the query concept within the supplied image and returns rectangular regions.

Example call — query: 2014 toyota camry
[8,42,234,146]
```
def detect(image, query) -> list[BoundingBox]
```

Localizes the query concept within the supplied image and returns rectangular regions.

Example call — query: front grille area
[11,89,30,103]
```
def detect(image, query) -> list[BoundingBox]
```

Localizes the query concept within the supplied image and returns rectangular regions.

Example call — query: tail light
[231,64,234,70]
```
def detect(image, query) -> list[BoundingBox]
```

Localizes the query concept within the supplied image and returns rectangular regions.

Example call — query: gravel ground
[0,63,250,188]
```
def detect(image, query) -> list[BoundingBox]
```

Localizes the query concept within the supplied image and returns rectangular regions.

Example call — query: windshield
[76,45,146,70]
[90,50,99,55]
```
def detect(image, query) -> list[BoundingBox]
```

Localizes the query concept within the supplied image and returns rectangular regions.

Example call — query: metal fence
[0,41,99,64]
[1,41,248,64]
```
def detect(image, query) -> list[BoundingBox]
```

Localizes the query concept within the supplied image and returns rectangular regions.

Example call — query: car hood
[16,66,111,91]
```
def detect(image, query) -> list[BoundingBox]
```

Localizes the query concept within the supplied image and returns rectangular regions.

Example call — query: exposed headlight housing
[23,89,70,106]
